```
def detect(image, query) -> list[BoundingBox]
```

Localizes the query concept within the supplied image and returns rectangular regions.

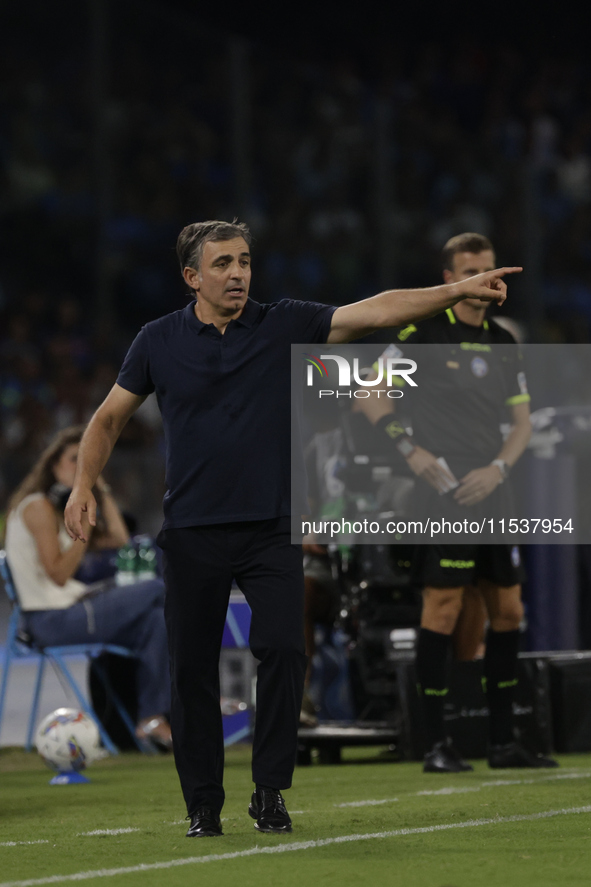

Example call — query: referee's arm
[494,401,532,470]
[327,267,522,344]
[351,388,456,493]
[454,402,531,507]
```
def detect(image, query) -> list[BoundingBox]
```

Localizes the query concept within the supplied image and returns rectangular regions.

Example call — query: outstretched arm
[64,384,147,542]
[327,267,522,343]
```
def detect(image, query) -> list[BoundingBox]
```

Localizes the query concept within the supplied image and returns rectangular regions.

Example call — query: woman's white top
[5,493,86,611]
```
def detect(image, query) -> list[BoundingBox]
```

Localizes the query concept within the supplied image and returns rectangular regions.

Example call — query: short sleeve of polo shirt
[116,328,155,396]
[284,299,336,343]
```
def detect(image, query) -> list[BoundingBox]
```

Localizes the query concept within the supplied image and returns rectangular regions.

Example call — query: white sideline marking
[1,806,590,887]
[336,798,399,807]
[342,769,591,806]
[550,772,591,779]
[77,829,140,837]
[483,771,591,787]
[0,841,49,848]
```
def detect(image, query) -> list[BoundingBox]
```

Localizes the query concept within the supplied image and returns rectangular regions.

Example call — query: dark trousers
[159,517,306,815]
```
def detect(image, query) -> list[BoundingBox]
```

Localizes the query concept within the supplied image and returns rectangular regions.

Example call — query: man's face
[443,250,496,303]
[184,237,251,314]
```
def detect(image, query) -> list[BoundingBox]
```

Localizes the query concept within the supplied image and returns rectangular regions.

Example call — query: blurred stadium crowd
[2,2,591,520]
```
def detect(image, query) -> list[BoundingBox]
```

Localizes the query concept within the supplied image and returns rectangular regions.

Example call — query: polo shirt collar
[233,298,261,327]
[186,298,261,333]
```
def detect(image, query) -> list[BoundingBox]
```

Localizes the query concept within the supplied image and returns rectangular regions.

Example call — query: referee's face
[185,237,251,317]
[444,249,496,304]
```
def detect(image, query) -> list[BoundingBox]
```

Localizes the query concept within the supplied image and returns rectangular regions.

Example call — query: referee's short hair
[176,219,252,272]
[442,232,495,271]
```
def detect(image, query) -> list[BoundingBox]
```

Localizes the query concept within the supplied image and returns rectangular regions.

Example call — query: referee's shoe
[488,740,559,769]
[423,738,474,773]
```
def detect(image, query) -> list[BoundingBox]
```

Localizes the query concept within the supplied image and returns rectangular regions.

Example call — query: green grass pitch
[2,745,591,887]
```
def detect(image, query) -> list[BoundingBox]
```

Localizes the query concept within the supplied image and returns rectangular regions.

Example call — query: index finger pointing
[490,266,523,277]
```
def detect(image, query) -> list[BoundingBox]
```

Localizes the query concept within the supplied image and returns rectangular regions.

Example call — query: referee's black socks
[416,627,451,749]
[483,628,520,746]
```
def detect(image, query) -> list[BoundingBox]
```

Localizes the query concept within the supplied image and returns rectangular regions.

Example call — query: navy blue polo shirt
[116,298,336,529]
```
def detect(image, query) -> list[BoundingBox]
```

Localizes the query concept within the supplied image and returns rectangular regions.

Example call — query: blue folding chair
[0,550,147,755]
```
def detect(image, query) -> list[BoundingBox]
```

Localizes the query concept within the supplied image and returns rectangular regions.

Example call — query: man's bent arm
[327,267,522,343]
[454,402,532,506]
[64,384,147,541]
[494,402,532,469]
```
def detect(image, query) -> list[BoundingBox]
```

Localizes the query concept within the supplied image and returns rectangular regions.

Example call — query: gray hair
[176,219,252,273]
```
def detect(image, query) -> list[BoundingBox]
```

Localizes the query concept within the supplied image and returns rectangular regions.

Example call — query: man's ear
[183,266,200,292]
[443,269,453,285]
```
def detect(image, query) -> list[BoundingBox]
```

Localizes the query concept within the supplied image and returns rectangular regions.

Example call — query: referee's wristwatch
[491,459,509,482]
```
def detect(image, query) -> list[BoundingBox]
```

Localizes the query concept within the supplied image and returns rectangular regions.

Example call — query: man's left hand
[454,465,503,506]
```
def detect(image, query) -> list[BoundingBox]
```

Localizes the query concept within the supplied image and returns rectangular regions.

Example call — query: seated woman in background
[4,425,172,750]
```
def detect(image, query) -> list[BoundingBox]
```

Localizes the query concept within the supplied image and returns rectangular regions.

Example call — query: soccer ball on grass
[35,708,102,772]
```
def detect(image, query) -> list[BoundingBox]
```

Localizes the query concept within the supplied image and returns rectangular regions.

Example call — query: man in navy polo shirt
[65,220,521,838]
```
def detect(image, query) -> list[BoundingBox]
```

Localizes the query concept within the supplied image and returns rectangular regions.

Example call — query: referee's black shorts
[413,544,525,588]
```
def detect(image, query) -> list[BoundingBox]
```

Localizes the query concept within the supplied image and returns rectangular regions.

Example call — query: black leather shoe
[185,808,223,837]
[248,787,292,833]
[488,741,559,769]
[423,738,474,773]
